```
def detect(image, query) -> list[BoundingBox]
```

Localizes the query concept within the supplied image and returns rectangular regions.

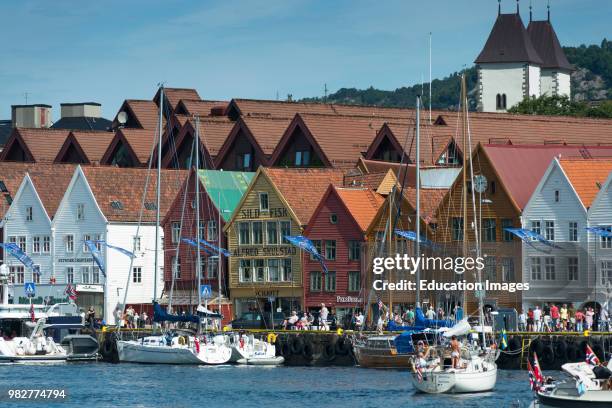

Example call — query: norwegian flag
[65,284,77,301]
[527,360,541,392]
[586,344,601,366]
[415,361,424,383]
[29,303,35,322]
[533,352,545,385]
[194,337,200,354]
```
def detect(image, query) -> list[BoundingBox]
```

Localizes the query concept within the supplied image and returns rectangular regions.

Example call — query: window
[310,240,322,260]
[207,257,218,279]
[545,221,555,241]
[554,190,560,202]
[11,266,24,284]
[295,150,310,166]
[484,256,497,281]
[15,236,26,252]
[489,181,496,195]
[530,258,542,280]
[545,257,556,280]
[238,222,251,245]
[83,234,91,252]
[310,271,322,291]
[348,271,360,292]
[325,271,336,292]
[133,267,142,283]
[66,267,74,284]
[239,259,252,282]
[349,240,361,261]
[268,259,280,282]
[171,222,181,244]
[133,236,141,252]
[569,222,578,242]
[280,221,291,243]
[172,256,181,279]
[259,193,269,211]
[32,236,41,254]
[94,234,102,251]
[601,260,612,285]
[600,226,612,249]
[483,218,496,242]
[501,258,515,281]
[325,240,336,260]
[207,220,217,241]
[281,258,292,281]
[252,221,263,245]
[237,153,251,170]
[396,238,408,255]
[76,203,85,221]
[42,236,51,254]
[254,259,265,282]
[266,221,278,244]
[502,94,507,109]
[81,266,90,284]
[531,220,541,237]
[452,217,464,241]
[65,235,74,253]
[496,94,501,110]
[568,257,578,281]
[32,270,40,284]
[502,219,513,242]
[92,266,100,284]
[329,213,338,224]
[199,224,205,241]
[25,206,33,221]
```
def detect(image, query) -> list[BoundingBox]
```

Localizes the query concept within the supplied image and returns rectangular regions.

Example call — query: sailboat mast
[154,86,163,302]
[387,193,393,314]
[415,96,421,306]
[461,74,468,259]
[195,116,202,308]
[218,190,222,320]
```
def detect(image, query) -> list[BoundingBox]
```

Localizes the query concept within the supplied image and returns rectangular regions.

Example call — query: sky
[0,0,610,119]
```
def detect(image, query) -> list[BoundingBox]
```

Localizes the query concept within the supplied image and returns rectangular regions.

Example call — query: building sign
[233,246,296,257]
[336,295,363,303]
[58,258,94,263]
[240,207,288,219]
[254,289,280,298]
[17,295,69,305]
[76,284,104,293]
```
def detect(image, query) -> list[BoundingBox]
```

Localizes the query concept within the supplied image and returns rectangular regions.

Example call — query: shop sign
[240,208,288,219]
[76,284,104,293]
[233,246,296,257]
[58,258,94,263]
[336,295,362,303]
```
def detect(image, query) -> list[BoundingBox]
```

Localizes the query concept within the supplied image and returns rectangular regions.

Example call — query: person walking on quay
[527,308,535,332]
[355,311,364,329]
[550,303,560,331]
[426,306,436,320]
[320,303,329,331]
[560,304,568,331]
[600,307,609,332]
[519,309,527,332]
[585,307,595,330]
[86,306,96,329]
[575,308,585,332]
[533,305,542,332]
[133,312,139,329]
[141,311,148,328]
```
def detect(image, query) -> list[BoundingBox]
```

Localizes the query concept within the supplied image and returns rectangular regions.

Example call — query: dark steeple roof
[527,20,572,70]
[475,13,543,65]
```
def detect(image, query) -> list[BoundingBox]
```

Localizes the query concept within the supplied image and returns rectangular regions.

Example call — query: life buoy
[336,328,343,336]
[267,333,277,344]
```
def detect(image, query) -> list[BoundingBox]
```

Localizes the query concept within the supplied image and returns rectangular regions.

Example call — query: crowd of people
[113,305,149,329]
[519,303,610,332]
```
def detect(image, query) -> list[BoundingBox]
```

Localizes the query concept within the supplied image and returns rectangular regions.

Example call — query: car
[229,312,286,330]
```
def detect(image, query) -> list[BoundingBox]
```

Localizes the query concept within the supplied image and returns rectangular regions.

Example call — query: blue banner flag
[284,235,328,274]
[95,240,135,259]
[181,238,215,255]
[84,240,106,277]
[503,228,561,249]
[585,226,612,237]
[197,239,231,257]
[394,229,436,248]
[0,243,40,275]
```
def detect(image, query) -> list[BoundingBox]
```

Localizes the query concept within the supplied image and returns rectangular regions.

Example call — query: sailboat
[408,74,498,393]
[116,87,232,365]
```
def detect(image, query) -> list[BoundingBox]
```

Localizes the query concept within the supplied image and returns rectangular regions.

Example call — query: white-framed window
[569,221,578,242]
[325,240,336,260]
[199,223,205,241]
[348,271,360,292]
[133,236,141,252]
[254,259,265,282]
[18,236,26,252]
[267,259,280,282]
[259,192,269,212]
[94,234,102,251]
[238,222,250,245]
[568,257,578,281]
[531,220,541,237]
[76,203,85,221]
[206,257,218,279]
[484,256,497,282]
[133,267,142,283]
[280,220,291,243]
[92,266,100,284]
[81,266,90,284]
[325,271,336,292]
[601,226,612,249]
[171,222,181,244]
[171,256,181,279]
[83,234,91,252]
[65,235,74,253]
[266,221,278,245]
[11,266,25,284]
[239,259,252,282]
[32,269,40,284]
[310,240,322,260]
[25,206,33,221]
[601,260,612,285]
[32,236,41,254]
[207,220,217,241]
[545,221,555,241]
[545,257,556,280]
[501,257,515,281]
[349,240,360,261]
[66,267,74,284]
[281,258,292,282]
[252,221,263,245]
[42,236,51,254]
[530,258,542,281]
[310,271,322,291]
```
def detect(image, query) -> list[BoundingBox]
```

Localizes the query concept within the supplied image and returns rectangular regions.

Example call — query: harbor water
[0,363,537,408]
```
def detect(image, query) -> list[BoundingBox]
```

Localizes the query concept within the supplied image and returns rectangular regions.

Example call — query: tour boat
[229,333,284,366]
[353,334,413,369]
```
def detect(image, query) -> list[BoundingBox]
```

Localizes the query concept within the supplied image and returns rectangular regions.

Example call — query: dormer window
[554,190,560,202]
[25,206,33,221]
[259,192,269,211]
[76,203,85,221]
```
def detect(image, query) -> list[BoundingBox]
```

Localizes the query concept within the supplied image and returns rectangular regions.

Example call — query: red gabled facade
[303,185,384,318]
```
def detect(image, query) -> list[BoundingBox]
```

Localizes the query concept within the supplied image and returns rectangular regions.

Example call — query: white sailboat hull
[117,337,233,365]
[230,336,283,366]
[411,360,497,394]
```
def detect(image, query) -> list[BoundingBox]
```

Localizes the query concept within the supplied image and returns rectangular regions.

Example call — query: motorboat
[533,362,612,407]
[354,334,417,369]
[229,333,284,366]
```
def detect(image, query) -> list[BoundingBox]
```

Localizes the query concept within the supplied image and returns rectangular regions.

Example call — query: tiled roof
[401,186,448,223]
[241,116,292,156]
[263,167,345,225]
[118,128,156,164]
[120,100,160,130]
[160,88,200,110]
[81,166,188,222]
[13,128,71,162]
[177,99,229,117]
[0,163,76,218]
[559,158,612,209]
[334,187,385,232]
[195,117,237,157]
[343,171,390,191]
[70,131,116,163]
[527,20,572,70]
[483,144,612,211]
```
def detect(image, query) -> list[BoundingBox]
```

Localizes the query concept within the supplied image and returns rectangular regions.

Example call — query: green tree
[508,95,612,118]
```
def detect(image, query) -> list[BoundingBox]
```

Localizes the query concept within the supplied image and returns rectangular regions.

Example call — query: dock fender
[323,342,336,361]
[290,336,304,355]
[302,339,314,360]
[341,336,352,355]
[566,343,578,361]
[508,337,521,355]
[577,340,589,360]
[102,337,114,356]
[554,340,567,361]
[335,336,349,355]
[542,345,555,367]
[593,342,605,361]
[530,338,544,357]
[281,339,291,356]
